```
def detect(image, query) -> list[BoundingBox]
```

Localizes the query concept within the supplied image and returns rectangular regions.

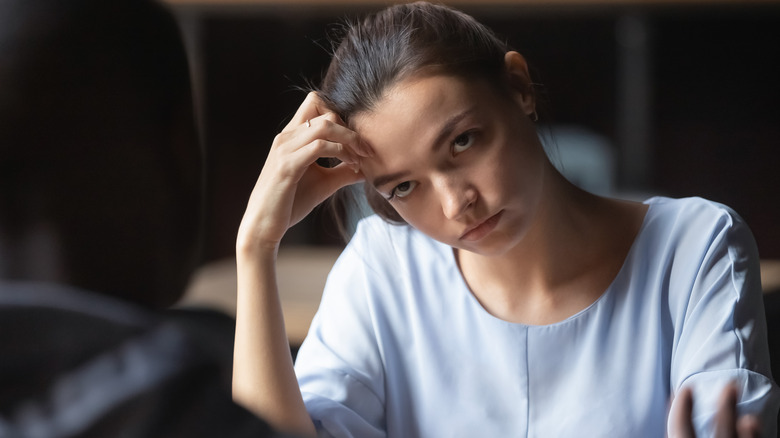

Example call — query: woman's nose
[434,174,476,220]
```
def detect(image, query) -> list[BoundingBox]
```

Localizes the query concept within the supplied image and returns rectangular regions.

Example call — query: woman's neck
[455,174,647,325]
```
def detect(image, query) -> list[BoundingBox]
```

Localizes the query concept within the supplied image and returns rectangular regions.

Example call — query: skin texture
[233,51,762,437]
[352,73,544,258]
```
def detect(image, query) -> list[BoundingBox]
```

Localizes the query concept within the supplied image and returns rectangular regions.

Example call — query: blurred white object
[543,125,616,197]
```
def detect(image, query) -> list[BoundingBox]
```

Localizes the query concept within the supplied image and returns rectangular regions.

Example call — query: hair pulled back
[319,1,512,225]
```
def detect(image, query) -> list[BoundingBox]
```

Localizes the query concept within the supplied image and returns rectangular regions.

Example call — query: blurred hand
[669,383,761,438]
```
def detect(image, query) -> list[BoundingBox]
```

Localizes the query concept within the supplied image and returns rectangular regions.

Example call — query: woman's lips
[460,211,503,241]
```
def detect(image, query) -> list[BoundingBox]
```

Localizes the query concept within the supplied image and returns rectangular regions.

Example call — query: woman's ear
[504,51,536,118]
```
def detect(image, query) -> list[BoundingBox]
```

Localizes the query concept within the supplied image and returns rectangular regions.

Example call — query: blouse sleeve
[293,221,388,438]
[666,201,780,436]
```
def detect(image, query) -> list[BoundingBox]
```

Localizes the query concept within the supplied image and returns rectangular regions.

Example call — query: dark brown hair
[0,0,200,307]
[318,2,515,229]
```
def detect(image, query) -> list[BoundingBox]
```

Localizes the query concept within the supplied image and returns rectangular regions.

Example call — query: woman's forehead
[352,75,486,139]
[352,75,495,182]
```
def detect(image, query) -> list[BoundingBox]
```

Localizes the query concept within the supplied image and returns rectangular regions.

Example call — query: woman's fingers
[714,384,739,438]
[714,384,761,438]
[306,115,373,157]
[238,92,373,249]
[670,384,762,438]
[274,116,372,167]
[671,387,697,438]
[279,93,374,157]
[292,139,361,174]
[271,116,373,184]
[282,91,328,132]
[281,161,364,232]
[737,415,761,438]
[289,113,372,156]
[300,162,365,201]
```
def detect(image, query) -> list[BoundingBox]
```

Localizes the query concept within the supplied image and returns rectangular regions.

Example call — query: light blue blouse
[294,197,779,437]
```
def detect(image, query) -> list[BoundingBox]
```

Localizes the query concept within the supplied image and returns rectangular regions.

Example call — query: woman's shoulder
[640,196,748,241]
[631,195,758,285]
[643,195,743,221]
[348,214,450,260]
[330,214,457,290]
[351,214,412,242]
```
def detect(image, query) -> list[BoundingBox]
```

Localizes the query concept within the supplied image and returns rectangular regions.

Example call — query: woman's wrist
[235,219,282,259]
[236,237,278,262]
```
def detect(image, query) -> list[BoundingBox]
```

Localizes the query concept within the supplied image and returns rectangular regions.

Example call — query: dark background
[178,2,780,263]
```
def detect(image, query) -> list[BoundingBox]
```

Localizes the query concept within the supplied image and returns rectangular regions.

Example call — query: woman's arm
[232,92,370,437]
[664,201,777,437]
[234,247,314,436]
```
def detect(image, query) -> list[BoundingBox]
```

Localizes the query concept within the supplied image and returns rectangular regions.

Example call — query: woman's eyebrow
[372,106,477,189]
[373,171,411,190]
[430,106,476,152]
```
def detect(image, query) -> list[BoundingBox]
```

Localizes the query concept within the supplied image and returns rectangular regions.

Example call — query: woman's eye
[391,181,417,199]
[452,132,474,154]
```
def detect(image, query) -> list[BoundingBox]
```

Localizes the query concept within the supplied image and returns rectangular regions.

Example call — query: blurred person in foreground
[0,0,288,436]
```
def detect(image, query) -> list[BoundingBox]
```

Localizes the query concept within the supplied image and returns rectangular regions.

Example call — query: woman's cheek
[396,197,429,227]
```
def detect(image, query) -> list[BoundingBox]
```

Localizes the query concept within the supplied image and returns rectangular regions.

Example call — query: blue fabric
[294,197,779,437]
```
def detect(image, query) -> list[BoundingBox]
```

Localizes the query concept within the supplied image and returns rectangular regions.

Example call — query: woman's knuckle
[312,139,328,151]
[274,130,297,146]
[305,91,321,105]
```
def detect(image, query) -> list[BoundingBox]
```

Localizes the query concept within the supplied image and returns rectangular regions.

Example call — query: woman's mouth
[460,211,503,241]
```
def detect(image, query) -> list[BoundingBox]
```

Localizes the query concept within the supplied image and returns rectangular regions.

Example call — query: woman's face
[353,73,549,257]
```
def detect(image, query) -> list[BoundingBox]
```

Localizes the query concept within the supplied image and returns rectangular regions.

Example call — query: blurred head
[0,0,201,308]
[319,1,538,226]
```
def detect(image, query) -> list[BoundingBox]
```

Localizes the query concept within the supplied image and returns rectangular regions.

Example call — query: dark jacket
[0,282,285,438]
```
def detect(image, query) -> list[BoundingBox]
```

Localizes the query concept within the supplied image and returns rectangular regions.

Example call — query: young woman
[233,3,778,437]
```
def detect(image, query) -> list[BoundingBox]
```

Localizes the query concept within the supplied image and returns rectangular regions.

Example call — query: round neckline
[439,198,657,328]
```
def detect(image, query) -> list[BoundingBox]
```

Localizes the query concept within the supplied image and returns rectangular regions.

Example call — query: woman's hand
[233,93,369,437]
[237,92,372,254]
[669,384,761,438]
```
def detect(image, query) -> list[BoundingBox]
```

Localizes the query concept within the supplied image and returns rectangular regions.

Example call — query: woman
[233,3,778,437]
